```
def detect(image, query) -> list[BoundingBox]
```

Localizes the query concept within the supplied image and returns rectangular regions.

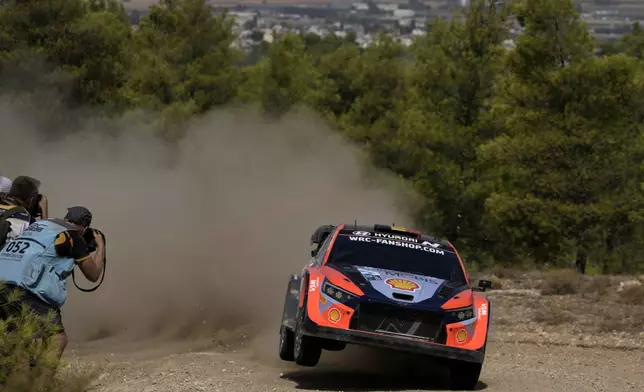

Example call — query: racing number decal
[4,241,30,254]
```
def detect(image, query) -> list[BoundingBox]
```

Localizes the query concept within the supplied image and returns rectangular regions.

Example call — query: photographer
[0,206,105,360]
[0,176,42,244]
[0,176,11,196]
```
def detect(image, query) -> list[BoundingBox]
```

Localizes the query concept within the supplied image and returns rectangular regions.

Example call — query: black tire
[447,359,483,390]
[278,325,295,361]
[293,286,322,367]
[293,326,322,366]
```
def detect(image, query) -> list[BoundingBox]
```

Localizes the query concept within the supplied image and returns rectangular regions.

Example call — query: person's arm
[54,230,104,282]
[80,230,105,282]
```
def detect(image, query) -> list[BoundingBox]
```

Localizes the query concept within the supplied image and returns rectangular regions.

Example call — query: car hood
[351,265,447,304]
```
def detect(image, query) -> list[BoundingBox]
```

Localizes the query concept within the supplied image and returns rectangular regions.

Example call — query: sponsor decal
[309,278,319,292]
[328,308,341,323]
[357,267,382,281]
[456,329,468,343]
[385,278,420,292]
[347,236,445,255]
[24,223,45,233]
[319,295,327,304]
[373,232,418,243]
[377,269,441,284]
[479,303,488,317]
[421,240,441,248]
[350,231,420,243]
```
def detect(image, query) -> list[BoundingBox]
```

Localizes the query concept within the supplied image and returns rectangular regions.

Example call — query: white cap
[0,176,12,194]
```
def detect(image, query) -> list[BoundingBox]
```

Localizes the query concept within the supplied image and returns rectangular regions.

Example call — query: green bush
[0,285,96,391]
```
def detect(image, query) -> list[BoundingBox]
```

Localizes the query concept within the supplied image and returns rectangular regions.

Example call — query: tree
[480,0,644,273]
[311,41,361,121]
[0,0,132,127]
[619,22,644,59]
[239,33,321,117]
[126,0,242,114]
[395,0,510,263]
[338,33,408,162]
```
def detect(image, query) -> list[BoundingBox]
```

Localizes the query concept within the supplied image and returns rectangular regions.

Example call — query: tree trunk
[575,250,587,274]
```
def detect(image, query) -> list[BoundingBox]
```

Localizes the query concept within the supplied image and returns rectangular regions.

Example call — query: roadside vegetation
[2,0,644,275]
[0,284,97,390]
[2,0,644,387]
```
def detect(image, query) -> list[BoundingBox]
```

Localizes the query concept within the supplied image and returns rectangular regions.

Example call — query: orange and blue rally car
[278,223,492,391]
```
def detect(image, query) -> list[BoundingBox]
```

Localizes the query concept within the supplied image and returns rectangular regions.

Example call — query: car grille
[350,302,447,343]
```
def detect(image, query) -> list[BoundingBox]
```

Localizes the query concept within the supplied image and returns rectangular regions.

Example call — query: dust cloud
[0,97,418,355]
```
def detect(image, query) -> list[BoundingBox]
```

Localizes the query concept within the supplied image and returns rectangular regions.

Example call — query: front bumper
[298,317,485,364]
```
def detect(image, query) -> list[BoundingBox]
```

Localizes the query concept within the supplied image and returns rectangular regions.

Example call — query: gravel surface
[62,336,644,392]
[60,280,644,392]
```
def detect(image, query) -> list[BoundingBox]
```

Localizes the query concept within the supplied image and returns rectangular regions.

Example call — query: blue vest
[0,219,76,308]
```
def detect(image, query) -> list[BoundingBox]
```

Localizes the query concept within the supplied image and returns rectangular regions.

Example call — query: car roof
[335,223,453,248]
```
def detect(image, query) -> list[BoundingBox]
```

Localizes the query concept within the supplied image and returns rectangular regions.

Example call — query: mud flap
[281,274,301,330]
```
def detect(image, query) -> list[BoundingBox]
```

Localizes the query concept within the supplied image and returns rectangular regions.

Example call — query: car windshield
[327,233,467,285]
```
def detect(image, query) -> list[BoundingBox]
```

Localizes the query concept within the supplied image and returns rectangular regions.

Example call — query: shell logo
[456,329,468,343]
[328,308,341,323]
[385,278,420,292]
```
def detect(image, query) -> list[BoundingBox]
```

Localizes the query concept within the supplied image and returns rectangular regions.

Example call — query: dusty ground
[59,272,644,392]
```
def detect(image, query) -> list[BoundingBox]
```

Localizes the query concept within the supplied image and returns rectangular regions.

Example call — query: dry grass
[532,306,576,326]
[580,275,612,297]
[596,305,644,333]
[487,265,524,280]
[617,284,644,305]
[486,268,644,337]
[539,269,583,295]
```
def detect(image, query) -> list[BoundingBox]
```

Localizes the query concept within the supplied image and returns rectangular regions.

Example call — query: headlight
[445,307,475,323]
[322,280,357,303]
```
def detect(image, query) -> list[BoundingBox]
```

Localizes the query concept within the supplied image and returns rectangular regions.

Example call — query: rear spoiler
[373,224,422,239]
[310,224,336,245]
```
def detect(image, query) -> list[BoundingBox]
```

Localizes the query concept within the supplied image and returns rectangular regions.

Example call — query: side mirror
[476,279,492,292]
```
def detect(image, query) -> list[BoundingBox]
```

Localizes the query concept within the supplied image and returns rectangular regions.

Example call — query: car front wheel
[293,325,322,367]
[447,359,483,390]
[293,291,322,367]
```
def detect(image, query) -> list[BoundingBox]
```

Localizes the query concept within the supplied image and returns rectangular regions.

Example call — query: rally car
[278,223,492,390]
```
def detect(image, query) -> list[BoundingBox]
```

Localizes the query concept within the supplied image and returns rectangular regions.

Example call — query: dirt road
[59,286,644,392]
[66,332,644,392]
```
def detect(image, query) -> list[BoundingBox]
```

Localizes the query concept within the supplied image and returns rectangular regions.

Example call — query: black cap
[64,206,92,227]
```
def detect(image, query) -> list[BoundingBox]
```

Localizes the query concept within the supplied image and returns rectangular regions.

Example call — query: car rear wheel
[278,325,295,361]
[447,359,483,390]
